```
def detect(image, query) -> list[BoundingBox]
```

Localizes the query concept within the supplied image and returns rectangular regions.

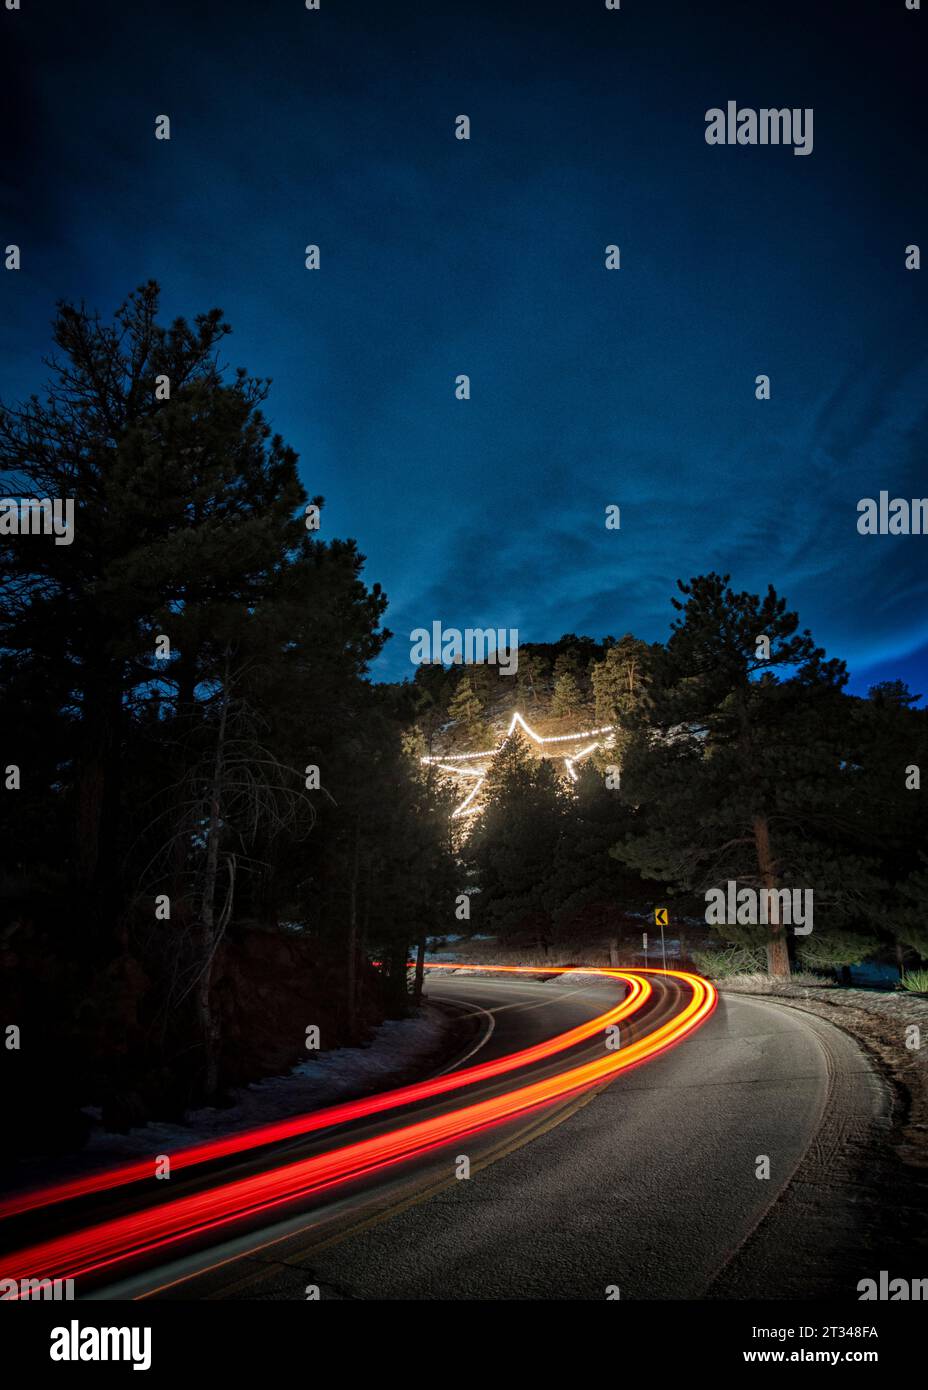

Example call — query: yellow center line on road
[191,1081,611,1301]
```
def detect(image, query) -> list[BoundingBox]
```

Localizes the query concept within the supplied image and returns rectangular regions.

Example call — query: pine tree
[0,283,459,1128]
[611,573,861,978]
[551,762,650,947]
[867,680,921,710]
[516,648,549,704]
[448,674,488,746]
[0,282,305,945]
[466,735,567,949]
[551,670,583,717]
[591,634,654,728]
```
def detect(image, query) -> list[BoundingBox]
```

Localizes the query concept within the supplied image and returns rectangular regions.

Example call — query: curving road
[0,965,885,1300]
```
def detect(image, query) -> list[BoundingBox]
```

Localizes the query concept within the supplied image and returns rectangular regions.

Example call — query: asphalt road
[72,967,884,1301]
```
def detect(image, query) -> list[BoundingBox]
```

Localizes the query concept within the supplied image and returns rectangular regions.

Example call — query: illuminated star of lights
[421,711,616,817]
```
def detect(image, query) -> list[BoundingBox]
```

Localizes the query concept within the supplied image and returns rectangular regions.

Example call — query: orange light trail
[0,968,715,1287]
[0,964,648,1221]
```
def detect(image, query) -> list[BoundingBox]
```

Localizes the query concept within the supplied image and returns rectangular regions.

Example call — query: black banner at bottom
[0,1299,919,1379]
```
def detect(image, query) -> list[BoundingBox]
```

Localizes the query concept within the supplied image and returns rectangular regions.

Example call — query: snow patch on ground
[81,1004,452,1162]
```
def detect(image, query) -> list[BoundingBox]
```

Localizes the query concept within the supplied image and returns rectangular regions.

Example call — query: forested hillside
[2,288,925,1160]
[412,600,928,980]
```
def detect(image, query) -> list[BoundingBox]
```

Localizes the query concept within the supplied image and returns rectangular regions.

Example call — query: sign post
[654,907,668,970]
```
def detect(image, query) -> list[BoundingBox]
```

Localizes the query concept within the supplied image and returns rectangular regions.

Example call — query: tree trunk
[197,654,231,1099]
[346,814,361,1041]
[75,755,105,886]
[383,945,409,1016]
[753,813,790,978]
[76,675,124,948]
[413,932,426,1004]
[171,651,199,906]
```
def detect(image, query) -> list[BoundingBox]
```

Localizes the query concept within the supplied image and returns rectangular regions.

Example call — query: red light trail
[0,967,716,1289]
[0,964,648,1221]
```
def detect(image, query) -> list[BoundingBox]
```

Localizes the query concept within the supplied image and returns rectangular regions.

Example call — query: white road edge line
[429,996,496,1074]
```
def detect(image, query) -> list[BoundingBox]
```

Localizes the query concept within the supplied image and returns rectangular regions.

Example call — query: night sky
[2,0,925,694]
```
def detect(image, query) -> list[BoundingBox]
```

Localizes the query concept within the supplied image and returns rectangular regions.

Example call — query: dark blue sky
[2,0,926,695]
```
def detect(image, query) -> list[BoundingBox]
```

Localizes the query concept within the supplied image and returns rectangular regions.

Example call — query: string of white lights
[452,777,487,817]
[421,712,615,764]
[422,711,617,817]
[563,741,602,783]
[423,748,497,762]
